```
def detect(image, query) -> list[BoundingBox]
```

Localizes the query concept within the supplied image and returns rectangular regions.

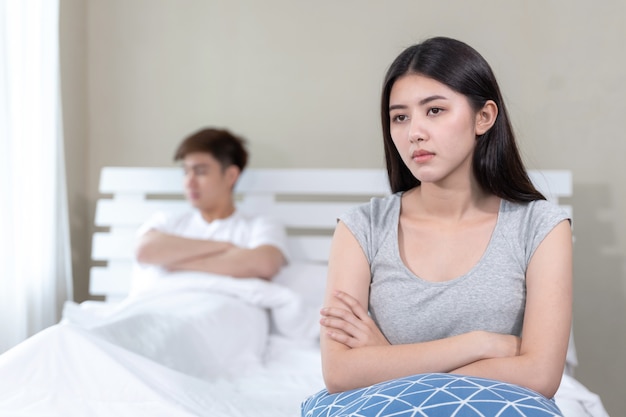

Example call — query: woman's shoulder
[337,193,402,262]
[500,198,570,238]
[501,198,568,220]
[498,199,571,265]
[341,192,402,223]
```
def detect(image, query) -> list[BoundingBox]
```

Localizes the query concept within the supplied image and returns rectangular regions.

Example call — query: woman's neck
[408,181,497,223]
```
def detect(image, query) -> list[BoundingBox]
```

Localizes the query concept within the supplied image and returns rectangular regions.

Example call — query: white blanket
[0,325,324,417]
[67,271,320,338]
[555,374,611,417]
[62,272,319,377]
[0,272,325,417]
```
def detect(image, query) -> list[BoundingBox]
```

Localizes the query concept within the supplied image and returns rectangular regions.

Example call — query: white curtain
[0,0,73,353]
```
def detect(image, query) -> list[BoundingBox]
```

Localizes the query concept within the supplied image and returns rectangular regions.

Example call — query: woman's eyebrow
[389,95,448,112]
[418,94,447,105]
[388,104,407,111]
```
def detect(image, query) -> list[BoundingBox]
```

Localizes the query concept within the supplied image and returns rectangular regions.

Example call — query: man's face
[182,152,235,212]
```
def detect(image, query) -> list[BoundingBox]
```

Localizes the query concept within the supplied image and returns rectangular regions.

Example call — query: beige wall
[60,1,626,415]
[60,0,88,304]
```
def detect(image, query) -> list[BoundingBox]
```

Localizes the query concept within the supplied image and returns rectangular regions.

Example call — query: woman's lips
[412,150,435,163]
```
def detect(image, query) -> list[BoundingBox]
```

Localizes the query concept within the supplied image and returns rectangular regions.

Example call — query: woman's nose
[409,119,426,143]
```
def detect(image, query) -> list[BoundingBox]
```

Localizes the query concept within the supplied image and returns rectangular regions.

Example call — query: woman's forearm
[322,330,519,393]
[451,350,565,398]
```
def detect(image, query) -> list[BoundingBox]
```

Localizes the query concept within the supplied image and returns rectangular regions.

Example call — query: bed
[0,167,609,417]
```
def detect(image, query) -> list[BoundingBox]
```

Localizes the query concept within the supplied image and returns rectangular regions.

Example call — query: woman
[302,37,572,416]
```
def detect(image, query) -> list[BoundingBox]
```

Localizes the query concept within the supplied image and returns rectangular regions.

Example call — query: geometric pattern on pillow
[302,373,562,417]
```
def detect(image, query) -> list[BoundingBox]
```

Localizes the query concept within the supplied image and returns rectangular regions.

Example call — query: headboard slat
[89,167,572,300]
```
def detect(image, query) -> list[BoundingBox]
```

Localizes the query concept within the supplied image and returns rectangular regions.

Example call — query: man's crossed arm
[135,230,285,280]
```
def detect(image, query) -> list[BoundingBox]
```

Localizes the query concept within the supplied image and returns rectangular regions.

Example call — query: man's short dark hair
[173,127,248,171]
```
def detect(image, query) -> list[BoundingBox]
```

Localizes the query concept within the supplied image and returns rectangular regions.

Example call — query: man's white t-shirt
[131,209,289,294]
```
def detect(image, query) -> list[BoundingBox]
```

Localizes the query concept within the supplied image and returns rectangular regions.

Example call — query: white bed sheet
[0,325,324,417]
[0,272,325,417]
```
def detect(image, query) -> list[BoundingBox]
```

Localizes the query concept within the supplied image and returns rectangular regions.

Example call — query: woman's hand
[320,290,390,349]
[483,331,521,359]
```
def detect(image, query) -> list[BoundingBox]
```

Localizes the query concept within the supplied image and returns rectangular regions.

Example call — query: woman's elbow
[322,369,348,394]
[535,378,562,400]
[524,368,563,399]
[322,359,358,394]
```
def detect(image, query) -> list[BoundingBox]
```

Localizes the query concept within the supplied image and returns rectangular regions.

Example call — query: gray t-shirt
[339,193,570,345]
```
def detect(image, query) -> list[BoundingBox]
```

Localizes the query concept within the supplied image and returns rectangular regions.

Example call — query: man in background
[133,127,288,293]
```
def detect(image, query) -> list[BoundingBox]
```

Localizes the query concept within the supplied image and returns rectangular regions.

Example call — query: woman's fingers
[321,315,361,348]
[321,291,390,348]
[321,306,358,322]
[333,291,369,320]
[320,308,361,335]
[325,328,359,348]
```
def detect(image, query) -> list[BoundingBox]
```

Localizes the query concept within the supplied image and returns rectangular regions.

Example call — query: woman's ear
[475,100,498,135]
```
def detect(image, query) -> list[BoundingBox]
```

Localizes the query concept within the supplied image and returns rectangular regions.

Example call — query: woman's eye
[392,114,408,122]
[428,107,443,116]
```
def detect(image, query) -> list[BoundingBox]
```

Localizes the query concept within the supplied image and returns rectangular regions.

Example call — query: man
[132,127,288,293]
[60,128,290,380]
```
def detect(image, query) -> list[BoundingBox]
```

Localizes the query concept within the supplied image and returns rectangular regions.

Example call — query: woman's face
[388,73,482,186]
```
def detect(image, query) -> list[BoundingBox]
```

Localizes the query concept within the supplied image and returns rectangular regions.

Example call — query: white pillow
[273,262,328,309]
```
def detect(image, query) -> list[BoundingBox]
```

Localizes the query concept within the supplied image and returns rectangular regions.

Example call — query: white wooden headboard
[90,167,572,301]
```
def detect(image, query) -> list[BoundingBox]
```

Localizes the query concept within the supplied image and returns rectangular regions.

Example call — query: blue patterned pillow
[302,373,562,417]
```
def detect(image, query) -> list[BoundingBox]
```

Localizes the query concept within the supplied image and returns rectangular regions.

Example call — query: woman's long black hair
[381,37,544,202]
